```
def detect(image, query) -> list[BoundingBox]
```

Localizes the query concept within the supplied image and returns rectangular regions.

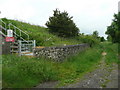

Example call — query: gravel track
[35,52,118,88]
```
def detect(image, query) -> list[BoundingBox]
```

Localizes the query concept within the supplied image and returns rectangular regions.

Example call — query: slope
[1,18,81,46]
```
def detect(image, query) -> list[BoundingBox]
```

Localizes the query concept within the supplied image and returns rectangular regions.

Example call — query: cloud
[0,0,37,21]
[0,0,119,38]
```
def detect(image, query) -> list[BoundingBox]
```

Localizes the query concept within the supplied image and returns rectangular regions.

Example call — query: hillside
[1,18,82,46]
[2,42,119,88]
[1,18,119,88]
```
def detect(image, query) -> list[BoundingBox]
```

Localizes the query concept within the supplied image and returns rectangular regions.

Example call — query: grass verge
[2,44,103,88]
[2,55,58,88]
[100,42,119,64]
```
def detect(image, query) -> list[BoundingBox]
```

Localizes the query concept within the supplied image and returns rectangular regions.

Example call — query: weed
[2,45,102,88]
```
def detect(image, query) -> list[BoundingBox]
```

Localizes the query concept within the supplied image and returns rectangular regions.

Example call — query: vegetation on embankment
[105,12,120,43]
[100,42,119,65]
[1,18,82,46]
[2,43,105,88]
[1,18,101,47]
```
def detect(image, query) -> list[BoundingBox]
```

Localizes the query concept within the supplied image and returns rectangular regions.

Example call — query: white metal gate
[0,19,36,56]
[18,40,36,56]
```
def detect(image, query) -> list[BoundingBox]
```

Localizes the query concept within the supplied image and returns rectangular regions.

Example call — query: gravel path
[35,81,58,88]
[61,52,118,88]
[35,52,118,88]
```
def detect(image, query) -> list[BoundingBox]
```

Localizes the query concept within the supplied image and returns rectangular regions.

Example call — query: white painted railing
[0,19,36,56]
[8,23,29,41]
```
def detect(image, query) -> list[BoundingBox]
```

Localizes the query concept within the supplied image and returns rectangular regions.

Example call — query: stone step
[21,51,31,54]
[10,50,19,53]
[10,46,19,48]
[21,52,33,56]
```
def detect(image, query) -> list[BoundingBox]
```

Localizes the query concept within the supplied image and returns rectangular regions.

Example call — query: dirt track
[35,52,118,88]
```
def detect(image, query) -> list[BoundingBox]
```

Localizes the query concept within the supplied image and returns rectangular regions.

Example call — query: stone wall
[33,43,89,62]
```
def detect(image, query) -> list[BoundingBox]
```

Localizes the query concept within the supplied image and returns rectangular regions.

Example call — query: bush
[78,35,100,47]
[46,9,79,38]
[100,42,119,64]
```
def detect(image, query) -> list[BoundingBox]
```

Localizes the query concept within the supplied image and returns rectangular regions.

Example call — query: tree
[93,31,99,38]
[45,9,79,38]
[100,37,105,42]
[105,13,120,43]
[107,35,112,41]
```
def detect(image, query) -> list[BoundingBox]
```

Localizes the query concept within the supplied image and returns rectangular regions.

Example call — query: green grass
[2,44,103,88]
[1,18,81,46]
[56,45,103,87]
[2,55,58,88]
[100,42,119,64]
[1,17,103,88]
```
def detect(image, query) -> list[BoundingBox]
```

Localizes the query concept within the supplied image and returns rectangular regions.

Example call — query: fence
[18,40,36,56]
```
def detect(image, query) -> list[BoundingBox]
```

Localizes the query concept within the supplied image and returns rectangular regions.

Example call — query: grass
[1,16,118,88]
[1,17,103,88]
[101,79,110,88]
[1,18,82,46]
[2,44,103,88]
[100,42,119,64]
[56,44,103,87]
[2,55,58,88]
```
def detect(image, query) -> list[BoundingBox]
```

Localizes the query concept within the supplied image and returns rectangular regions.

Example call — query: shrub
[78,35,100,47]
[46,9,79,38]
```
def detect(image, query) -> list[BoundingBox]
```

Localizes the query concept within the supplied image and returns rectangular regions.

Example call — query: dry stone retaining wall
[33,43,89,62]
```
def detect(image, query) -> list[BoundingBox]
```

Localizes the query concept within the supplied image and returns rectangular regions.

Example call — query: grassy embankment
[1,18,118,88]
[100,42,119,64]
[1,18,81,47]
[3,44,105,88]
[2,42,118,88]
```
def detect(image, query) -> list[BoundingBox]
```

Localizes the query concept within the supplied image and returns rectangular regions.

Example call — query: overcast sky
[0,0,119,38]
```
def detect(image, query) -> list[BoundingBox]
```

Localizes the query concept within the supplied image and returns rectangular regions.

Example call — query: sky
[0,0,119,38]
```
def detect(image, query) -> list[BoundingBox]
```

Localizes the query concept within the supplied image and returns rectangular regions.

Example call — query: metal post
[20,30,21,37]
[28,35,29,41]
[18,40,21,56]
[118,2,120,59]
[14,28,16,38]
[33,40,36,48]
[5,22,6,35]
[32,40,36,53]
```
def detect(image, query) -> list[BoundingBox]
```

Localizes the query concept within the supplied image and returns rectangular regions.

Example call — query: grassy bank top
[1,18,82,46]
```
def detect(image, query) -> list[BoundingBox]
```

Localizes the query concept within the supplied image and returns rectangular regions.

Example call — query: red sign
[6,37,15,42]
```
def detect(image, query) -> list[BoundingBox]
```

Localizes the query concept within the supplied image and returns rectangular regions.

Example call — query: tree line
[105,12,120,43]
[45,9,105,46]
